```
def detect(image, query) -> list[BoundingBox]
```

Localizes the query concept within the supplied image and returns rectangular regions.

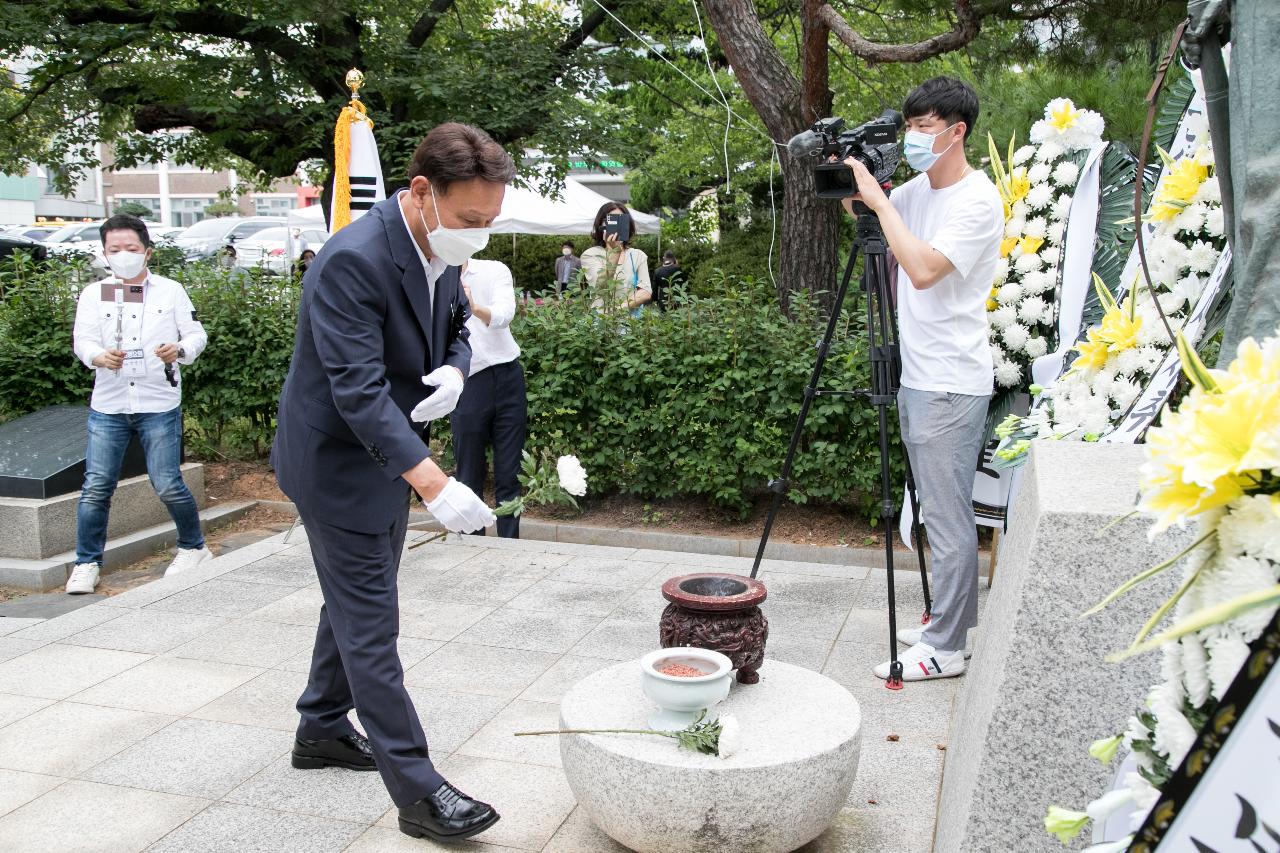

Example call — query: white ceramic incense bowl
[639,647,733,729]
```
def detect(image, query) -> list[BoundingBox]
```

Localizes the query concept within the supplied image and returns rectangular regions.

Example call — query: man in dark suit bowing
[271,123,514,844]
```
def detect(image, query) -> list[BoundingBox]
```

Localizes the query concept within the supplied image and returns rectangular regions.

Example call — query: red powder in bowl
[657,663,708,678]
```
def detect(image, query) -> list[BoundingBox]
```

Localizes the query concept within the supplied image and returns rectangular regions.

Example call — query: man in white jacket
[68,214,210,593]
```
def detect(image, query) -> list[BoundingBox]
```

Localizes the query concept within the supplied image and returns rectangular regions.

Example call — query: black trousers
[450,359,527,538]
[294,505,445,807]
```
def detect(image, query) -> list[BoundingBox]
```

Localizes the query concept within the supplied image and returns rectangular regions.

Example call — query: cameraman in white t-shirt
[842,76,1003,682]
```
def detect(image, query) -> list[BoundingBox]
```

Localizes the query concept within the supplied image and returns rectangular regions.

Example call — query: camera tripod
[749,200,931,690]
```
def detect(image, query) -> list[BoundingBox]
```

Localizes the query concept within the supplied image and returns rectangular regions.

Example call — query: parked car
[42,221,105,255]
[2,225,59,241]
[172,216,285,260]
[233,226,329,275]
[0,234,49,264]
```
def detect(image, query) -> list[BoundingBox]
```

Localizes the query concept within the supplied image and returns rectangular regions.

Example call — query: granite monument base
[559,659,861,853]
[934,441,1191,853]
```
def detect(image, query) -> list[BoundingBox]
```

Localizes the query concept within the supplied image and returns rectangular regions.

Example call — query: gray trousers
[897,387,990,652]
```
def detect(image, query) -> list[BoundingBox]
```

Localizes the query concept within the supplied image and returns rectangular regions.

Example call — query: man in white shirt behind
[68,214,210,593]
[842,76,1003,682]
[451,257,526,538]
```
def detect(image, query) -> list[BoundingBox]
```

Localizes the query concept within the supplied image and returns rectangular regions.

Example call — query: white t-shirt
[890,170,1003,396]
[462,258,520,375]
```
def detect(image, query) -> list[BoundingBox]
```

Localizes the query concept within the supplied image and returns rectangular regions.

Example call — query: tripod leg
[749,244,863,579]
[904,456,932,623]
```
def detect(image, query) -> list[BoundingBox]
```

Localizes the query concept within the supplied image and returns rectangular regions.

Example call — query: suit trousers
[897,387,990,653]
[451,360,527,538]
[294,505,445,807]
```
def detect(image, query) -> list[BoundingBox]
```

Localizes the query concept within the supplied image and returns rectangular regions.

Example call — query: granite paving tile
[0,693,53,730]
[0,618,45,637]
[399,686,510,754]
[432,754,577,851]
[0,642,149,700]
[166,618,316,667]
[143,579,297,617]
[541,806,632,853]
[503,579,633,618]
[7,604,121,642]
[72,656,263,716]
[346,824,524,852]
[146,802,365,853]
[398,598,496,641]
[456,609,601,654]
[63,609,229,655]
[404,642,559,698]
[757,571,865,610]
[0,637,43,664]
[549,555,667,587]
[0,701,174,776]
[222,753,392,824]
[0,769,64,819]
[565,617,660,661]
[455,699,564,768]
[246,586,326,626]
[189,668,312,732]
[517,655,617,705]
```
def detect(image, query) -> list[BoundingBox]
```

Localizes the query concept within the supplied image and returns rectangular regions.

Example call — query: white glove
[410,366,465,423]
[425,477,496,533]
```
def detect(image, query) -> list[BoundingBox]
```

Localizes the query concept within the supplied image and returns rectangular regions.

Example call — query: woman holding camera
[580,202,652,315]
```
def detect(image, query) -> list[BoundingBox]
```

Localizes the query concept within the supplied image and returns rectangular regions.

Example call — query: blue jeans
[75,407,204,566]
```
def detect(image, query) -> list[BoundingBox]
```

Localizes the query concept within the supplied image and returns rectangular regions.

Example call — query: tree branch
[816,0,981,63]
[560,0,624,57]
[407,0,457,48]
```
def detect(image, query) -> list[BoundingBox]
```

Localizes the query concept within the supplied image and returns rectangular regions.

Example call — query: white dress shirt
[395,190,450,304]
[462,259,520,376]
[73,272,209,414]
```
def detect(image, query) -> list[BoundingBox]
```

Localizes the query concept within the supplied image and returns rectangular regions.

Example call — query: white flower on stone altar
[1035,141,1064,163]
[996,282,1023,305]
[1040,246,1061,268]
[1026,183,1054,210]
[1052,161,1080,186]
[1186,240,1218,274]
[556,455,588,497]
[1015,251,1044,274]
[1024,216,1048,239]
[1018,297,1049,326]
[1003,323,1031,352]
[1181,632,1212,707]
[995,361,1023,388]
[1047,220,1067,244]
[1204,206,1225,237]
[1028,162,1052,185]
[1012,145,1036,166]
[1024,335,1048,358]
[716,714,742,758]
[993,257,1010,284]
[1217,495,1280,562]
[990,305,1017,330]
[1206,634,1251,700]
[1005,216,1027,239]
[1051,194,1073,222]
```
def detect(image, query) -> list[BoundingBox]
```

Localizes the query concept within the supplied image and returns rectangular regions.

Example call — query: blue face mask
[903,123,959,172]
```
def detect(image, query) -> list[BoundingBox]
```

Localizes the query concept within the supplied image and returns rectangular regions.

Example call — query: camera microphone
[785,128,826,159]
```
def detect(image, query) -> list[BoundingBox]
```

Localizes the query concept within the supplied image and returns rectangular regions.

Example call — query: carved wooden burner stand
[659,574,768,685]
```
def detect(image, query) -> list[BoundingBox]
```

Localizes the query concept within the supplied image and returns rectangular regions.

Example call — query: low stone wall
[935,442,1190,853]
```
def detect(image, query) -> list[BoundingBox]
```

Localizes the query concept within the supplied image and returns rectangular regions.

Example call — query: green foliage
[115,201,156,220]
[510,275,903,521]
[202,201,239,218]
[0,255,95,418]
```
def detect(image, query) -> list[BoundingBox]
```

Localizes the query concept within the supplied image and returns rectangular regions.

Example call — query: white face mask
[419,186,490,266]
[107,250,147,280]
[562,248,572,256]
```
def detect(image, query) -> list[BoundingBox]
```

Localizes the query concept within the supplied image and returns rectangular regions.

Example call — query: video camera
[786,109,904,199]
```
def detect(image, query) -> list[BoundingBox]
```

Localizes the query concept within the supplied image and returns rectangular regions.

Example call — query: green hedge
[0,256,902,522]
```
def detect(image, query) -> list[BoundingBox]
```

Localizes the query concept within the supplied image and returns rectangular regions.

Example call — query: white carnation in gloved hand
[556,455,588,497]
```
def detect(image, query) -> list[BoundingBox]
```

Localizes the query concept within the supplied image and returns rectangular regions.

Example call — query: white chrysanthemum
[989,305,1017,330]
[1136,315,1169,347]
[1015,251,1044,274]
[1152,237,1189,277]
[1193,176,1222,205]
[1204,206,1225,237]
[993,257,1010,284]
[1173,203,1207,236]
[1040,246,1061,268]
[1073,110,1105,146]
[1114,347,1145,377]
[1080,398,1113,435]
[1137,345,1164,373]
[1002,323,1030,351]
[1019,270,1050,294]
[1204,554,1280,637]
[1149,681,1197,766]
[1205,634,1251,700]
[1110,376,1141,411]
[1023,216,1048,239]
[1050,193,1073,222]
[1160,641,1186,703]
[1026,183,1054,210]
[1035,141,1064,163]
[1047,220,1066,243]
[1024,335,1048,358]
[556,455,588,496]
[1005,217,1026,239]
[716,714,742,758]
[1010,200,1029,221]
[1171,274,1206,310]
[1027,162,1052,185]
[1186,240,1219,274]
[1179,632,1212,708]
[1217,495,1280,562]
[996,281,1022,305]
[1018,296,1048,324]
[990,342,1007,364]
[1011,145,1036,166]
[1052,161,1080,186]
[995,361,1023,387]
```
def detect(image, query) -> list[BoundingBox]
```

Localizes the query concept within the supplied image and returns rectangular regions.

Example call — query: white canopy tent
[492,177,659,235]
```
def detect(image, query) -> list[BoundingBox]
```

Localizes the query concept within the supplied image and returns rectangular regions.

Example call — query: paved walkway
[0,530,981,852]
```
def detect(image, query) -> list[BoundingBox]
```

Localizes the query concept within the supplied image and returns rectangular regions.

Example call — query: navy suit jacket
[271,197,472,533]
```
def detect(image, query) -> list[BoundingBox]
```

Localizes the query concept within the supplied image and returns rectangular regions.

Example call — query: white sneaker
[874,641,965,681]
[897,624,973,659]
[66,562,100,594]
[164,546,212,578]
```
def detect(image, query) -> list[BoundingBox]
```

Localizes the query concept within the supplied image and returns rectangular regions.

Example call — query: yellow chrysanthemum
[1096,296,1142,352]
[1048,100,1081,132]
[1019,236,1045,256]
[986,287,999,311]
[1000,236,1019,258]
[1071,329,1111,373]
[1150,149,1210,222]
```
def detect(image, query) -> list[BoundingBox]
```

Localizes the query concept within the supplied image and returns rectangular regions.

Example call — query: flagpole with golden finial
[332,68,374,233]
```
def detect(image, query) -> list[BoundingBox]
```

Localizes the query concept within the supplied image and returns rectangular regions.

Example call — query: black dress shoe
[398,781,500,842]
[291,733,377,771]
